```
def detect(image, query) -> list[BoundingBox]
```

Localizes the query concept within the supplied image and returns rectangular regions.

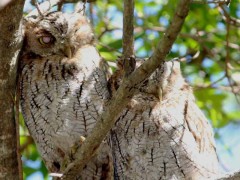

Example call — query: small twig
[219,3,240,27]
[218,85,240,93]
[192,84,240,94]
[82,0,87,13]
[136,25,240,52]
[192,0,230,4]
[27,0,60,17]
[223,7,240,103]
[33,0,44,16]
[194,74,226,89]
[57,0,64,11]
[97,27,121,40]
[98,42,122,55]
[75,0,87,14]
[89,2,94,26]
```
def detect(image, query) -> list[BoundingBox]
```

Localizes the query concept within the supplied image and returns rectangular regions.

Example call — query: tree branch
[219,3,240,28]
[27,0,60,17]
[62,0,191,178]
[122,0,134,57]
[0,0,25,179]
[192,0,230,4]
[27,0,96,17]
[119,0,136,77]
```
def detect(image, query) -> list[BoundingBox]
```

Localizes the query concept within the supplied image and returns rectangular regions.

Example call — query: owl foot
[61,136,86,170]
[70,136,86,160]
[109,56,136,96]
[115,55,136,77]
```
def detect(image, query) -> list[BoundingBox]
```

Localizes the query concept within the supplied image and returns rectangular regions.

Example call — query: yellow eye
[38,36,53,45]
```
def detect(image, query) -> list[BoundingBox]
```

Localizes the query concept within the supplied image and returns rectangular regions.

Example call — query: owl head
[158,60,188,94]
[23,11,94,58]
[151,60,187,95]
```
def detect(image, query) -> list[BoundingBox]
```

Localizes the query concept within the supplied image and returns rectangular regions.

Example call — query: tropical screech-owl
[19,11,113,179]
[19,9,220,180]
[111,60,220,179]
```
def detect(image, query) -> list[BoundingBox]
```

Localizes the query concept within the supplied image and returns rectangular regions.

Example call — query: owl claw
[61,136,86,170]
[70,136,86,160]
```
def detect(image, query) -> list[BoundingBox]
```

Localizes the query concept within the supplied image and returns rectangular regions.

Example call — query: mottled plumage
[19,12,113,179]
[111,61,220,179]
[19,10,220,180]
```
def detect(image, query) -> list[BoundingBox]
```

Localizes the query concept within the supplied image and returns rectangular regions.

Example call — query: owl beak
[61,46,72,58]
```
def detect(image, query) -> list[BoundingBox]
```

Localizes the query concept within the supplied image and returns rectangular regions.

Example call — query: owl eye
[38,36,53,45]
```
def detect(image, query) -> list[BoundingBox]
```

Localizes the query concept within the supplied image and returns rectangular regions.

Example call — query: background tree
[0,0,24,179]
[0,0,239,179]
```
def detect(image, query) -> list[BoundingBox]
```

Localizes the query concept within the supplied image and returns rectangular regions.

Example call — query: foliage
[20,0,240,179]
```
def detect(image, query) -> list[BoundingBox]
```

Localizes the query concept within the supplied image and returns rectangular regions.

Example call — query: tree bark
[0,0,25,179]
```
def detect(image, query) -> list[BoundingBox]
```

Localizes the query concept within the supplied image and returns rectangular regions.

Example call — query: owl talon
[70,136,86,160]
[118,56,136,77]
[61,136,86,170]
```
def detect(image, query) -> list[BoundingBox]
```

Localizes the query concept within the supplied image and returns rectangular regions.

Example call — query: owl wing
[111,89,220,179]
[149,94,220,179]
[185,97,217,153]
[183,94,220,175]
[111,94,191,179]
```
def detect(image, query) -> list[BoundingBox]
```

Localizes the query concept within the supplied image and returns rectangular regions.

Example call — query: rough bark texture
[0,0,25,179]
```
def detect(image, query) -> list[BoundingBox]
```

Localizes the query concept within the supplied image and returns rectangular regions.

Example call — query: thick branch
[0,0,25,179]
[62,0,191,178]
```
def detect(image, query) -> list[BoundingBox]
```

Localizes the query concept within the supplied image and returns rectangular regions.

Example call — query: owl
[19,11,113,179]
[19,9,220,180]
[111,60,220,179]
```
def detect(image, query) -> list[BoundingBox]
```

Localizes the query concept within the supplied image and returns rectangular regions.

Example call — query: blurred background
[21,0,240,179]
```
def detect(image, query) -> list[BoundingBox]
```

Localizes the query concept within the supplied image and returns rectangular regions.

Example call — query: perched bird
[19,9,220,180]
[111,60,220,179]
[19,11,113,179]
